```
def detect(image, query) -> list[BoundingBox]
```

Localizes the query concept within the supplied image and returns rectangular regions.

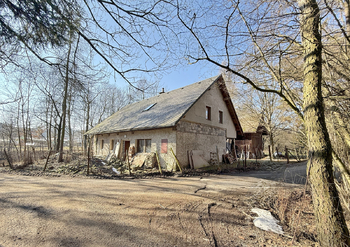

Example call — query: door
[123,141,130,161]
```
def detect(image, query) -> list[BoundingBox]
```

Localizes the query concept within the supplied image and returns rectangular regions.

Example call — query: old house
[85,75,243,170]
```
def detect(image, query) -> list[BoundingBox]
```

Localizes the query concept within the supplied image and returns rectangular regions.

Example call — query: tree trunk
[56,118,62,152]
[84,96,90,156]
[345,0,350,53]
[58,41,72,162]
[47,102,53,150]
[299,0,350,245]
[68,93,73,153]
[269,132,274,158]
[17,99,22,157]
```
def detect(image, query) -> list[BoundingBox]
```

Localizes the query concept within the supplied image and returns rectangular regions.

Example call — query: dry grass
[198,158,303,173]
[249,185,318,244]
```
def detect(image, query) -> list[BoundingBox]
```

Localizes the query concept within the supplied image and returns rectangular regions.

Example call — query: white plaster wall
[94,128,177,170]
[94,133,122,157]
[182,83,237,138]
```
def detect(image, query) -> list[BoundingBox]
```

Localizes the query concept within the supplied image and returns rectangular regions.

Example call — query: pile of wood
[223,153,236,164]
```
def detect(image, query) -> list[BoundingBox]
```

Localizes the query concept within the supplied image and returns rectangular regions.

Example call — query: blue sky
[158,62,221,91]
[108,60,222,93]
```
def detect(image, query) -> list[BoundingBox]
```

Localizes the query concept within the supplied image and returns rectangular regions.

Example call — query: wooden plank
[188,150,194,169]
[115,141,120,158]
[126,150,131,175]
[170,148,182,173]
[155,151,162,174]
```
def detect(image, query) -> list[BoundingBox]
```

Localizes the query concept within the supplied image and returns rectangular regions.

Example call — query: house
[85,75,243,170]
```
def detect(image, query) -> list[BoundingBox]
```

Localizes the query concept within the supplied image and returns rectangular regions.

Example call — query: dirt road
[0,170,307,247]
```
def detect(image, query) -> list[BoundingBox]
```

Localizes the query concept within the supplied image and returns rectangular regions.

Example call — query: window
[110,140,114,150]
[143,103,157,112]
[101,140,104,149]
[137,139,145,153]
[206,106,211,120]
[145,139,151,152]
[219,111,223,124]
[137,139,152,152]
[161,139,168,154]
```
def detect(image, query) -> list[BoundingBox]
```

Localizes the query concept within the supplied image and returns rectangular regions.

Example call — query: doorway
[123,141,130,161]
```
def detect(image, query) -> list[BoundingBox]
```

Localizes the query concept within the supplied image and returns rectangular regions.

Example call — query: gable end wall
[176,120,226,167]
[180,82,237,138]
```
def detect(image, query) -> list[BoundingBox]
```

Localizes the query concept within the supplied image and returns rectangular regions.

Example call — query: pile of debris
[108,152,159,175]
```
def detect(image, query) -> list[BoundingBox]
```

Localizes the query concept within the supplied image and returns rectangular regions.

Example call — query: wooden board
[115,142,120,158]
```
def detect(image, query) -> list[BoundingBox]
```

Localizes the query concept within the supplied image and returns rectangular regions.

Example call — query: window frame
[137,139,145,153]
[219,110,223,124]
[145,139,151,153]
[137,139,152,153]
[161,139,168,154]
[206,106,211,120]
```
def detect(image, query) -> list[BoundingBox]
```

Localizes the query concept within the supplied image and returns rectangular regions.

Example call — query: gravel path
[0,172,305,247]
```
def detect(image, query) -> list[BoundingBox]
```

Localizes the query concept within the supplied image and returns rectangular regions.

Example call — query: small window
[137,139,152,153]
[206,106,211,120]
[110,140,114,150]
[161,139,168,154]
[101,140,104,149]
[143,103,157,112]
[145,139,151,152]
[219,111,223,124]
[137,139,145,152]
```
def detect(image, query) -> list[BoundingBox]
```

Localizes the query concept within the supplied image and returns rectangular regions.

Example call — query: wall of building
[176,120,227,167]
[94,127,177,170]
[235,132,264,159]
[181,83,237,138]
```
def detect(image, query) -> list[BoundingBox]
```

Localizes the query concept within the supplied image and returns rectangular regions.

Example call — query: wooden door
[123,141,130,161]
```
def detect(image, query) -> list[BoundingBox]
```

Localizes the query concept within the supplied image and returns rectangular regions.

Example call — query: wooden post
[43,148,52,172]
[268,145,272,161]
[155,151,162,174]
[170,148,182,173]
[285,146,289,164]
[126,150,131,175]
[244,145,247,168]
[233,139,237,159]
[87,137,91,175]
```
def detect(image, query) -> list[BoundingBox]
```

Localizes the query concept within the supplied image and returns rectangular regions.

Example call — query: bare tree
[173,0,350,245]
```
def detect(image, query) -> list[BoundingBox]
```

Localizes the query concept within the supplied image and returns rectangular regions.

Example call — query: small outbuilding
[235,125,268,159]
[85,75,243,170]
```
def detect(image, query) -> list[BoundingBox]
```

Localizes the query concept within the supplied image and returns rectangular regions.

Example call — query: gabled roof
[85,75,243,136]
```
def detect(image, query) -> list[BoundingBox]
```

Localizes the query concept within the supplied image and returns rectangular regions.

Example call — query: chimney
[159,88,165,94]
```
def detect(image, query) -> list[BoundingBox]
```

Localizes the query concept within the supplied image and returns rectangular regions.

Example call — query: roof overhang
[217,76,244,138]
